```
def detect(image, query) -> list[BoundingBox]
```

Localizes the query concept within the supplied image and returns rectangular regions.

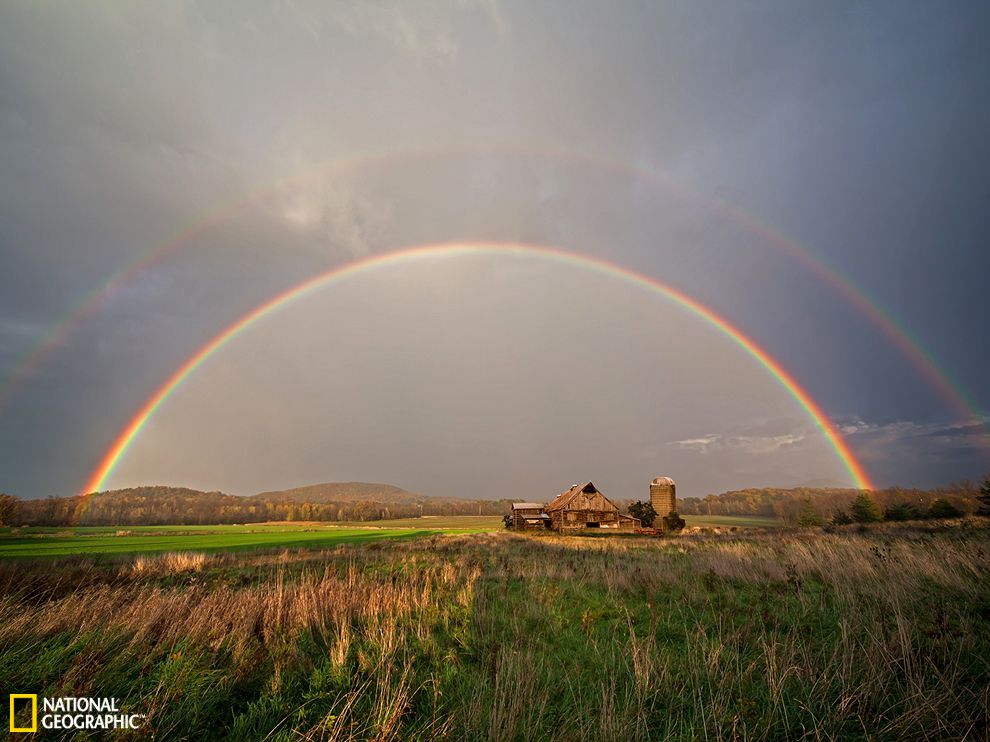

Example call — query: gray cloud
[0,1,987,497]
[670,432,811,457]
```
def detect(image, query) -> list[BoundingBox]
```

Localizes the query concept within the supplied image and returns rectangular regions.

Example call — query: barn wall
[547,486,627,531]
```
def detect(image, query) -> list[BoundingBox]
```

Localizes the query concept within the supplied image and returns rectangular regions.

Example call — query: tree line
[0,487,514,527]
[678,479,986,523]
[1,479,987,528]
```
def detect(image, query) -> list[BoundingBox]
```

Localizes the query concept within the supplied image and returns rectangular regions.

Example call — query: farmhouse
[545,482,640,531]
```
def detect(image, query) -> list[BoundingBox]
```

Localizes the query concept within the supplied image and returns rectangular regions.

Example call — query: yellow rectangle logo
[9,694,37,733]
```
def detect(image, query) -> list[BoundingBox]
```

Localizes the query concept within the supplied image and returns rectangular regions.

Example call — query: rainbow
[2,147,984,436]
[82,242,875,495]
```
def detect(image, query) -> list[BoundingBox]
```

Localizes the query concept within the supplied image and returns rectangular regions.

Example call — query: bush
[830,511,853,526]
[927,498,963,520]
[662,511,686,532]
[850,492,883,523]
[884,502,923,522]
[627,500,658,527]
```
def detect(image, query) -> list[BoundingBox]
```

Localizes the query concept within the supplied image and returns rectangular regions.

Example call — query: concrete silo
[650,476,676,518]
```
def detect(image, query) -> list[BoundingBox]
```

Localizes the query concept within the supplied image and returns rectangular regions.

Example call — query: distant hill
[10,482,510,526]
[252,482,419,504]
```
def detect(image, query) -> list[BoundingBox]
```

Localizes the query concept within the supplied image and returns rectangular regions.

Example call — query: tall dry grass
[0,526,988,739]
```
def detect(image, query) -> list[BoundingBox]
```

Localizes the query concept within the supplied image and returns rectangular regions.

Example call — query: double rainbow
[2,147,983,437]
[82,242,875,494]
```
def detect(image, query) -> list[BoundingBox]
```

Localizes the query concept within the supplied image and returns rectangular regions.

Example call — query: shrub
[850,492,883,523]
[831,511,853,526]
[927,498,963,520]
[884,502,923,522]
[662,511,686,532]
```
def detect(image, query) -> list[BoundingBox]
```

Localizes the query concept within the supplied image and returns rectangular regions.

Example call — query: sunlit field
[682,514,781,529]
[3,522,988,739]
[0,515,777,559]
[0,517,502,558]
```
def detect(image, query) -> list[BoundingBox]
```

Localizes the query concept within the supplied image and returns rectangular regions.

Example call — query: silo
[650,476,676,517]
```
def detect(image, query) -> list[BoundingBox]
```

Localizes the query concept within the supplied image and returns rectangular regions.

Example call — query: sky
[1,1,988,500]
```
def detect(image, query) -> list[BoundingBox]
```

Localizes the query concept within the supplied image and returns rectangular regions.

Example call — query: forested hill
[253,482,418,504]
[4,484,512,527]
[678,482,981,520]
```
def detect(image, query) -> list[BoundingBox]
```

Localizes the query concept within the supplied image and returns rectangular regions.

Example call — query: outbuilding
[510,502,551,529]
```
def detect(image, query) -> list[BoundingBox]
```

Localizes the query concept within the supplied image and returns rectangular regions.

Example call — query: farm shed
[510,502,551,529]
[618,513,641,531]
[546,482,636,531]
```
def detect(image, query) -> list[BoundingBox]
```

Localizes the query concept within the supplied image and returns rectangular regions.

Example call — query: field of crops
[0,516,503,558]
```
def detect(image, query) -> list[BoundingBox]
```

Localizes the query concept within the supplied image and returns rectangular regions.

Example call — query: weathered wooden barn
[545,482,640,531]
[509,502,551,529]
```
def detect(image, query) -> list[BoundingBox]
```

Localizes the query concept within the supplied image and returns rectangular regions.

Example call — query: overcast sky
[1,1,988,500]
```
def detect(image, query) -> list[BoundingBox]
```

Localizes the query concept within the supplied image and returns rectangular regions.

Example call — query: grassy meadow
[2,520,988,739]
[0,516,502,558]
[0,515,775,559]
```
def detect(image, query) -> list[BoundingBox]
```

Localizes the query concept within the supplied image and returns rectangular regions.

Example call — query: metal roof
[511,502,544,510]
[651,476,675,486]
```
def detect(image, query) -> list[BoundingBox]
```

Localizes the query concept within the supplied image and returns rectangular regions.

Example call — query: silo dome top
[651,476,675,486]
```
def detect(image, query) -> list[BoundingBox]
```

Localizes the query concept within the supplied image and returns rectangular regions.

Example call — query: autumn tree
[0,493,19,526]
[978,476,990,517]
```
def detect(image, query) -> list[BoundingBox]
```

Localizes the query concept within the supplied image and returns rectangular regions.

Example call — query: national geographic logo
[9,694,144,733]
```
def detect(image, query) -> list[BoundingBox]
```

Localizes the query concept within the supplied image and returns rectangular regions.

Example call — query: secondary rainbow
[3,147,983,443]
[82,241,875,494]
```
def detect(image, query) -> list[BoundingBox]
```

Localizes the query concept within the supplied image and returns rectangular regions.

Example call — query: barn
[545,482,640,531]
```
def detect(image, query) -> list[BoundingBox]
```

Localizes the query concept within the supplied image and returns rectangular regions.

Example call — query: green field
[0,516,785,559]
[0,516,503,558]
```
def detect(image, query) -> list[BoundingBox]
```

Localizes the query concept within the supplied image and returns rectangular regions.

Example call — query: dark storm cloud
[0,1,987,497]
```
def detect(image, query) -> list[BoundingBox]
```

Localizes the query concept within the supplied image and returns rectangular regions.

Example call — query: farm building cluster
[506,477,678,532]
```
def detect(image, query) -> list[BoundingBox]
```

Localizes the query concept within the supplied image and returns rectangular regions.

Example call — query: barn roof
[546,481,609,512]
[511,502,544,510]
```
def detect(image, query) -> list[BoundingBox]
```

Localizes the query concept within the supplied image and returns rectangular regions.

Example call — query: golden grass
[0,525,988,739]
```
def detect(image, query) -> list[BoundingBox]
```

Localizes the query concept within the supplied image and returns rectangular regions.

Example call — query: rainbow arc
[82,242,875,495]
[1,147,983,444]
